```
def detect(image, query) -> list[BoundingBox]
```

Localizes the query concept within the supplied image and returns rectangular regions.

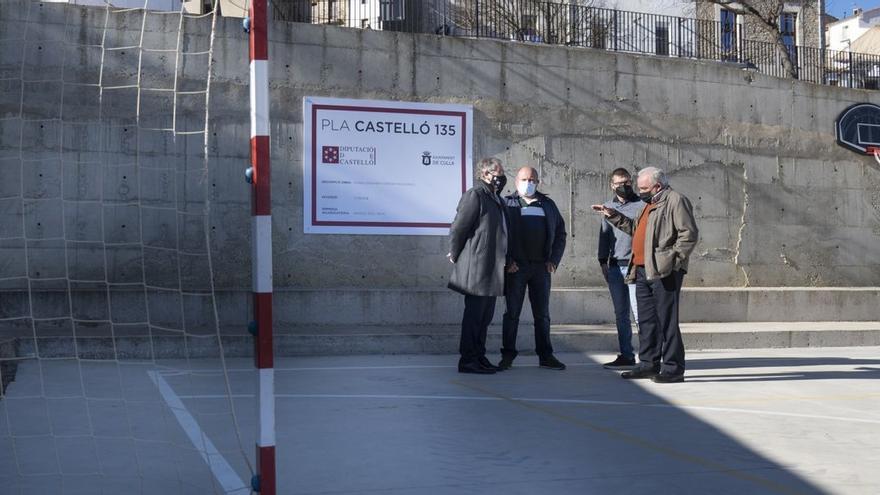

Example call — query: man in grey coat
[448,158,509,374]
[592,167,698,383]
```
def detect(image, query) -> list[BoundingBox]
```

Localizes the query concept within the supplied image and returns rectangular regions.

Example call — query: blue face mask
[517,180,537,197]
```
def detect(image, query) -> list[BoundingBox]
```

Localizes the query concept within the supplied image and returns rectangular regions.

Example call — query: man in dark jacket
[498,167,567,371]
[448,158,509,374]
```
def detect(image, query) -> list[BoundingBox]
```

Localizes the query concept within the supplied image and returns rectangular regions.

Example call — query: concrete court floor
[1,347,879,495]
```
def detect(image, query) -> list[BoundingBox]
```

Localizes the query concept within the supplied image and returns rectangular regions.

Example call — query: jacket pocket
[471,233,485,256]
[653,246,677,275]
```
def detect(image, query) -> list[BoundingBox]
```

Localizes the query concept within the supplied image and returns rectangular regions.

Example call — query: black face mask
[614,184,634,199]
[490,174,507,192]
[639,188,658,203]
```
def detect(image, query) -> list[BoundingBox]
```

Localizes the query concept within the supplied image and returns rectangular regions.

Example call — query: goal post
[247,0,276,493]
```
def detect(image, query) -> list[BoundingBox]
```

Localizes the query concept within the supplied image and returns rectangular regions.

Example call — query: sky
[826,1,880,19]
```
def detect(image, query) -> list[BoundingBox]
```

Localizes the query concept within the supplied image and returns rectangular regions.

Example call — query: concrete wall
[1,1,880,340]
[263,9,880,289]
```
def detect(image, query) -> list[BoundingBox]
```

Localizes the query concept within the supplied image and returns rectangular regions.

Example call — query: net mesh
[1,1,255,493]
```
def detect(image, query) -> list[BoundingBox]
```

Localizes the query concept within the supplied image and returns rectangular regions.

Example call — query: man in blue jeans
[498,167,567,371]
[598,168,643,369]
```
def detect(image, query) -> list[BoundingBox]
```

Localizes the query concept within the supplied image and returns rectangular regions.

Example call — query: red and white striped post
[248,0,275,493]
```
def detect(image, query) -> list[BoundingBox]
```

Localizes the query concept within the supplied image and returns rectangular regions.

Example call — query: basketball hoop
[867,146,880,165]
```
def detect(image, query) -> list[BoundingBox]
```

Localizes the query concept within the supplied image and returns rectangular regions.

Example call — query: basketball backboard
[835,102,880,155]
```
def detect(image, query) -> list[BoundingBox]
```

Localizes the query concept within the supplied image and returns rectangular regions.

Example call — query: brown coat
[607,188,699,283]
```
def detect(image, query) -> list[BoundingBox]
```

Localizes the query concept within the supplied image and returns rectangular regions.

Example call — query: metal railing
[270,0,880,90]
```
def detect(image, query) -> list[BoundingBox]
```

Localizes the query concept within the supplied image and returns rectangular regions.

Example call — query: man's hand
[506,261,519,273]
[446,253,455,264]
[600,263,609,282]
[591,204,614,217]
[545,262,556,273]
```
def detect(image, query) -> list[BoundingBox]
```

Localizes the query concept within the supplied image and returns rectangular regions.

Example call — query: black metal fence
[270,0,880,90]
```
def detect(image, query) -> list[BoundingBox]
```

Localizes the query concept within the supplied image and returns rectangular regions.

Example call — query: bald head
[516,167,538,182]
[515,167,539,198]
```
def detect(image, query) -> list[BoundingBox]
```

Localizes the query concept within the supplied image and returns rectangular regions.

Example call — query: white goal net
[1,1,256,493]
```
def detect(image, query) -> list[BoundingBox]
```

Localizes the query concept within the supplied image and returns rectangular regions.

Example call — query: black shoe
[458,361,495,374]
[603,354,636,370]
[538,355,566,370]
[651,373,684,383]
[478,356,503,372]
[621,367,659,379]
[497,355,514,370]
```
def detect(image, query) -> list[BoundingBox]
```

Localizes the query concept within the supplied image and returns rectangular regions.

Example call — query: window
[380,0,404,21]
[569,4,582,44]
[655,22,669,56]
[780,12,798,67]
[520,14,538,40]
[720,8,737,61]
[361,18,370,29]
[589,17,607,49]
[324,0,336,23]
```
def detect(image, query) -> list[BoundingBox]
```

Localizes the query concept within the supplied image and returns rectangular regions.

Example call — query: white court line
[168,364,597,373]
[147,371,250,495]
[173,392,880,425]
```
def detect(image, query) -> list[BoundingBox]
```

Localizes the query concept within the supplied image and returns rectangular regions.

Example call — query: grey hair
[476,157,502,177]
[638,166,669,187]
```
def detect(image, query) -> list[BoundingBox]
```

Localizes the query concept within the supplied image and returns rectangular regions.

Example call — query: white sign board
[303,97,473,235]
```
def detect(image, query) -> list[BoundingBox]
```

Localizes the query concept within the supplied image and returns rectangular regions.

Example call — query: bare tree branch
[702,0,800,78]
[444,0,596,41]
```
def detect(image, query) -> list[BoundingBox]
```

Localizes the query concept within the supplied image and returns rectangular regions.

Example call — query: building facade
[826,7,880,52]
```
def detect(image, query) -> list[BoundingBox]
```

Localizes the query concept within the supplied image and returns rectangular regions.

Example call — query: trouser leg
[606,264,634,358]
[477,296,496,358]
[528,263,553,358]
[460,295,486,363]
[501,269,528,358]
[654,270,686,375]
[634,267,661,371]
[626,268,639,329]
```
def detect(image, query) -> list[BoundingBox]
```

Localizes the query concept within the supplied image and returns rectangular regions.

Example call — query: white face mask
[517,180,537,197]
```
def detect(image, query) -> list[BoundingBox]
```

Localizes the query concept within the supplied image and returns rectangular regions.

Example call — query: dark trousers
[460,295,496,363]
[634,266,686,375]
[501,261,553,359]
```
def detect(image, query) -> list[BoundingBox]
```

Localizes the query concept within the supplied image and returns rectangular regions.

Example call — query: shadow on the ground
[263,352,847,495]
[687,356,880,370]
[685,356,880,382]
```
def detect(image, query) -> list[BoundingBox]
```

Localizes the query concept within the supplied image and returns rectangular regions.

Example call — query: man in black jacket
[498,167,567,371]
[447,158,509,374]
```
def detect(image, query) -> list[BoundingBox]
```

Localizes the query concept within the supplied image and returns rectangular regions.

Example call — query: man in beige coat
[592,167,698,383]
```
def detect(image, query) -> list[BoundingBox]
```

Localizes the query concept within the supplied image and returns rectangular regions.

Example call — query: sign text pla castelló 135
[303,97,473,235]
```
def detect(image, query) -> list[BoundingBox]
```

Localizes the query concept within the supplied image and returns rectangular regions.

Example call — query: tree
[702,0,807,79]
[439,0,597,44]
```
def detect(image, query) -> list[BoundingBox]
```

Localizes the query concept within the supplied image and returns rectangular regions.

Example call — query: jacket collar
[648,187,671,205]
[477,179,504,204]
[506,190,547,202]
[476,179,494,194]
[613,193,639,204]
